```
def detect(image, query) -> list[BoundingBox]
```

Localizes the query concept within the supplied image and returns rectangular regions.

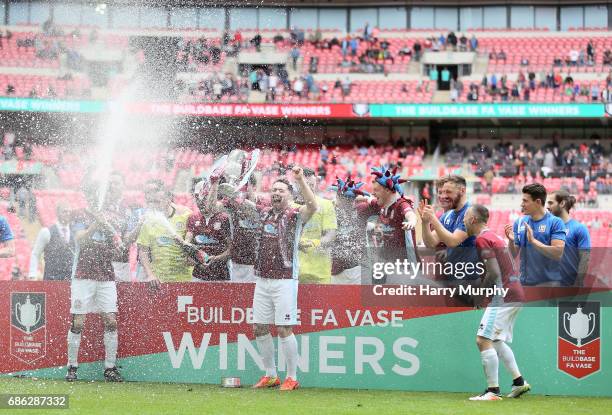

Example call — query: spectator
[290,46,300,71]
[250,34,262,52]
[293,77,304,97]
[497,49,506,62]
[603,49,612,65]
[470,35,478,51]
[591,83,600,101]
[489,48,497,61]
[341,77,351,97]
[523,86,530,102]
[28,202,74,280]
[578,49,586,66]
[511,84,520,101]
[568,49,579,66]
[459,33,468,51]
[413,40,422,61]
[447,31,457,51]
[450,85,459,102]
[587,40,595,65]
[398,44,412,58]
[268,73,278,101]
[553,72,562,89]
[528,71,536,90]
[341,37,349,58]
[500,85,509,101]
[364,22,373,42]
[212,80,222,100]
[490,73,498,91]
[432,38,440,52]
[350,37,358,57]
[438,33,446,50]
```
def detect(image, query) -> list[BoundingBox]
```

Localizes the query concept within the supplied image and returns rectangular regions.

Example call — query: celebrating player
[330,177,371,284]
[546,190,591,287]
[185,175,232,281]
[504,183,566,286]
[294,167,337,284]
[66,181,124,382]
[227,175,260,283]
[419,175,482,282]
[246,166,317,391]
[137,182,193,286]
[357,165,418,283]
[464,204,530,400]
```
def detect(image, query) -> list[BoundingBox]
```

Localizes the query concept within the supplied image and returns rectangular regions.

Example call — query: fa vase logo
[10,292,47,364]
[558,302,601,379]
[15,295,42,334]
[563,305,596,347]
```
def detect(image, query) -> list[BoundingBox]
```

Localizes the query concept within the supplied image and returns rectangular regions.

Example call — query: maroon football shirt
[475,229,525,304]
[255,206,301,280]
[71,209,120,281]
[357,197,417,261]
[187,211,231,281]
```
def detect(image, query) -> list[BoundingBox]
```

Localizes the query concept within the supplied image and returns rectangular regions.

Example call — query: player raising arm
[249,166,317,391]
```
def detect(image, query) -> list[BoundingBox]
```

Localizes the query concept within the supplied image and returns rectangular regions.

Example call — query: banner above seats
[0,98,609,119]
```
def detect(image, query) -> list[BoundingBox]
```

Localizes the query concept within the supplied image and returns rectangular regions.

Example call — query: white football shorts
[252,277,298,326]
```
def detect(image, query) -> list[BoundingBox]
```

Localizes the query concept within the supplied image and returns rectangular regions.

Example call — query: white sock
[480,348,499,388]
[104,330,118,369]
[67,330,81,367]
[279,334,298,381]
[256,334,277,378]
[494,341,521,379]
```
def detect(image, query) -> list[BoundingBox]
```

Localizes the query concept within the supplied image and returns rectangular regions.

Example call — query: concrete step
[248,90,267,103]
[431,90,450,103]
[472,54,490,75]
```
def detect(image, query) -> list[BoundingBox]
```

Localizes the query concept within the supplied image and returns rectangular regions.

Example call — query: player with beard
[419,175,482,283]
[185,175,232,281]
[356,165,418,284]
[330,177,371,284]
[546,190,590,287]
[504,183,566,286]
[229,166,317,391]
[66,181,124,382]
[464,204,529,401]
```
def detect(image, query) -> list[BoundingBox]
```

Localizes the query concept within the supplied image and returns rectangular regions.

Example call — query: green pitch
[1,378,611,415]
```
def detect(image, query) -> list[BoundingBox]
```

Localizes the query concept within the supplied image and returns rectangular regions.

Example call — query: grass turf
[1,378,611,415]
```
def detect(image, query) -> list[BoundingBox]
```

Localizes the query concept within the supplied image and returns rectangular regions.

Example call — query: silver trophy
[218,149,260,198]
